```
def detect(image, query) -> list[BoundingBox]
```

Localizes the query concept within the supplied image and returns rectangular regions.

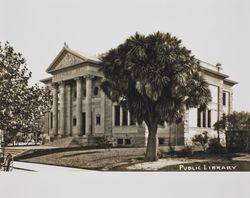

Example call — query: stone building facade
[41,44,237,147]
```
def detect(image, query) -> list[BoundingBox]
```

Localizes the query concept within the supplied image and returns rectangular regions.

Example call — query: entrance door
[82,112,86,135]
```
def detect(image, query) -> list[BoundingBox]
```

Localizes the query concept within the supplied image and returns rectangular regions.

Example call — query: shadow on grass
[61,150,105,158]
[15,146,104,160]
[15,146,145,161]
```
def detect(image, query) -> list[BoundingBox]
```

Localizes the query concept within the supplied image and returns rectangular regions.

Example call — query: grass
[15,147,250,171]
[16,147,146,170]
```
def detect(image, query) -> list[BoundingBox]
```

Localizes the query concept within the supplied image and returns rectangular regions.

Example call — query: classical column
[66,84,72,136]
[120,106,123,126]
[52,83,58,137]
[128,111,131,126]
[76,77,83,136]
[59,81,66,137]
[85,75,93,135]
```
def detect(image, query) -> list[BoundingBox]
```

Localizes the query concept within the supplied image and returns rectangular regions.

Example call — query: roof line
[224,78,238,85]
[40,77,52,83]
[200,66,229,79]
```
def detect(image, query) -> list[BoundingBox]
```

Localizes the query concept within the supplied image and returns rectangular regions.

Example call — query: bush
[192,131,208,151]
[226,131,248,153]
[95,135,114,150]
[168,145,176,156]
[207,138,225,154]
[180,145,194,157]
[157,148,166,159]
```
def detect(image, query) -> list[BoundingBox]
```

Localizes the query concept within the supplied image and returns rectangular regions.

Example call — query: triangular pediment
[46,44,100,73]
[54,51,84,70]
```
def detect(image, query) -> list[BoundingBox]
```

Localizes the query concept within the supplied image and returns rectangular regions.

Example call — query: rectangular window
[208,110,211,128]
[159,138,165,145]
[50,112,53,128]
[202,109,206,128]
[114,105,120,126]
[73,118,77,126]
[117,139,123,145]
[197,108,201,127]
[96,114,101,125]
[125,139,131,145]
[223,92,226,106]
[122,109,128,126]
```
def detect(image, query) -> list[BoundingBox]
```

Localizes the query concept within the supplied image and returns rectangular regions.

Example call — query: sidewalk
[13,161,88,172]
[232,153,250,162]
[126,158,207,171]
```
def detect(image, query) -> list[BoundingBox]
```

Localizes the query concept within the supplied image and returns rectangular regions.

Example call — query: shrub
[157,149,165,159]
[168,145,176,156]
[207,138,225,154]
[226,131,248,153]
[192,131,208,151]
[95,135,114,150]
[180,145,194,157]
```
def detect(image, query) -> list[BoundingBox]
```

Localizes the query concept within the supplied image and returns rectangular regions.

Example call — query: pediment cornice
[46,44,100,73]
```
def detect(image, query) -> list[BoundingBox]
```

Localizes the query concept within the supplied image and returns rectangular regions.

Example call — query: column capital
[74,76,83,81]
[84,74,95,79]
[52,82,58,88]
[58,81,66,86]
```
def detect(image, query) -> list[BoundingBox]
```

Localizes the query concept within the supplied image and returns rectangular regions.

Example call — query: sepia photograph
[1,0,250,196]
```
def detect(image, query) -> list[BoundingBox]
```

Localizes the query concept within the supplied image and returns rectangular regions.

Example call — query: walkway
[13,161,88,172]
[126,158,207,171]
[232,153,250,162]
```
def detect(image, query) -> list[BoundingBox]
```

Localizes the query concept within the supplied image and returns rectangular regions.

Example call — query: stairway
[45,137,85,148]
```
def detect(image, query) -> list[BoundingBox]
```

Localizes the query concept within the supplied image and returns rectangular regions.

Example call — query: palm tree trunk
[145,123,158,161]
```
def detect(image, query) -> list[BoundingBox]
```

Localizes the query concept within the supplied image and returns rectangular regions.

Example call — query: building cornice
[40,77,52,84]
[224,78,238,86]
[200,66,229,79]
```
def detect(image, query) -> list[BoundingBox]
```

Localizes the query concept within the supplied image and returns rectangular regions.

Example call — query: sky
[1,0,250,111]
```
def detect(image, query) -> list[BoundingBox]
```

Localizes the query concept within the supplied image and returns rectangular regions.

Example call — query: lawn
[16,147,146,170]
[15,147,250,171]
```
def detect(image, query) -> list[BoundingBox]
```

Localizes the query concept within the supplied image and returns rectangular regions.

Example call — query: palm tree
[99,32,211,161]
